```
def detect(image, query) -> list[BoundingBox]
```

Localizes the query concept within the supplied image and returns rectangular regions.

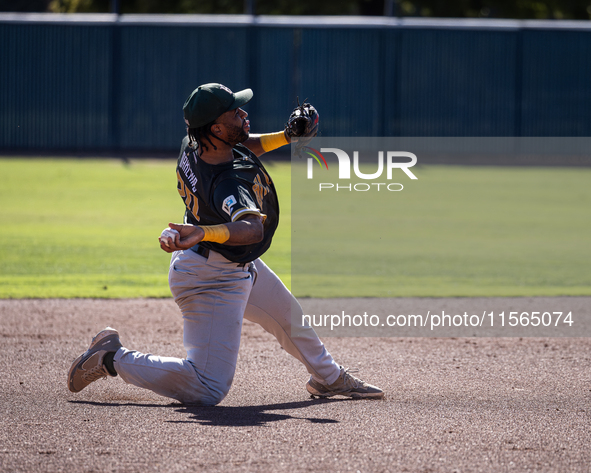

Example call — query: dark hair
[187,121,218,152]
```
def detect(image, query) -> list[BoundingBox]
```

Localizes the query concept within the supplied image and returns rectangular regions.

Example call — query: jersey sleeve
[212,179,266,223]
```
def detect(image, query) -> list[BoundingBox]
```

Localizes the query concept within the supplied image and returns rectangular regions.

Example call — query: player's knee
[182,387,228,407]
[203,390,227,406]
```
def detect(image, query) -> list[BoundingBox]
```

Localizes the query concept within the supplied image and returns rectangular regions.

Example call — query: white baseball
[160,228,179,247]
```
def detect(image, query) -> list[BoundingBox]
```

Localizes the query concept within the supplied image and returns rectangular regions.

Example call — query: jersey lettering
[179,152,198,192]
[261,169,271,187]
[252,174,270,209]
[177,170,200,221]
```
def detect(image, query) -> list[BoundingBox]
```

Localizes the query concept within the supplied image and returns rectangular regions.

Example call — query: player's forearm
[243,131,291,157]
[220,218,264,246]
[198,214,264,246]
[159,218,264,253]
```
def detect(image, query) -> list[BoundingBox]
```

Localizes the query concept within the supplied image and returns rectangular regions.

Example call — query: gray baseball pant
[113,248,341,405]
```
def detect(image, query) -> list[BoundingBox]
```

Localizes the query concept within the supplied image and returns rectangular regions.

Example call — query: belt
[191,244,210,259]
[190,245,248,268]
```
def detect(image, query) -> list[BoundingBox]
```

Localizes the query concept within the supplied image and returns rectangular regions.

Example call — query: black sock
[103,352,117,377]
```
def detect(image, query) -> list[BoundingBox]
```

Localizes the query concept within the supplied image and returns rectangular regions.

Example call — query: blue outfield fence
[1,14,590,152]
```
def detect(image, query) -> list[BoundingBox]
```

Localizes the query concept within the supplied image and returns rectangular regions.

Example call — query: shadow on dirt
[68,398,345,427]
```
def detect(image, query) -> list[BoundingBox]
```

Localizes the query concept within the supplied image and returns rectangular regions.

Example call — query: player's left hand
[159,223,204,253]
[284,100,319,158]
[285,101,319,140]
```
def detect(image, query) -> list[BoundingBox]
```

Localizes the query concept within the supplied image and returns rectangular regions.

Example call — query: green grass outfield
[0,158,290,298]
[292,163,591,298]
[1,158,590,298]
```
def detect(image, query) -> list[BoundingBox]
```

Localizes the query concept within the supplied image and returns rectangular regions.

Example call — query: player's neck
[199,145,234,165]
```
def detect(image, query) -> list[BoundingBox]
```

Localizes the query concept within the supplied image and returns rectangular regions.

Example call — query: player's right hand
[158,223,204,253]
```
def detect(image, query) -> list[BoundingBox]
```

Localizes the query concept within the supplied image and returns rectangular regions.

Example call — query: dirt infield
[1,298,590,473]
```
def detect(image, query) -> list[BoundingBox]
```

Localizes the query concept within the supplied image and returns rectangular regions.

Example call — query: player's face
[216,108,250,145]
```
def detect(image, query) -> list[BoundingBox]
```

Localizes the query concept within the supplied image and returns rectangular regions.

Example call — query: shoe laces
[341,367,364,389]
[81,364,109,383]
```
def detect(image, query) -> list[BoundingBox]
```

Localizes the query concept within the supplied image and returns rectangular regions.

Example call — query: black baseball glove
[285,100,319,157]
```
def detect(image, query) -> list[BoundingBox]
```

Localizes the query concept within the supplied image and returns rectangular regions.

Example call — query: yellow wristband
[260,131,289,152]
[200,224,230,244]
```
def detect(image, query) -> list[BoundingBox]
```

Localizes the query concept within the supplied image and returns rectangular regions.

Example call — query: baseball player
[68,83,383,405]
